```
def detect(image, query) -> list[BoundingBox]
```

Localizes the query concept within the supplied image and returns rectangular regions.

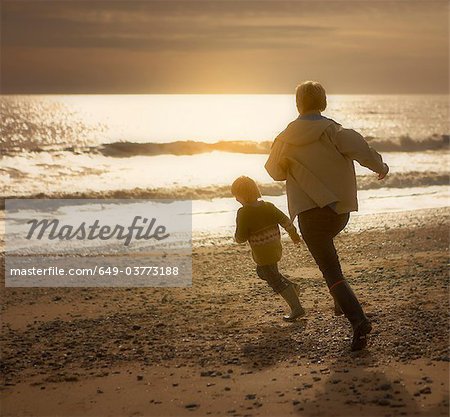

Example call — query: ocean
[1,94,449,240]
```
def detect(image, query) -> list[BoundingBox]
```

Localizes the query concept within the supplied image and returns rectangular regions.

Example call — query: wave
[365,134,449,152]
[97,140,272,157]
[356,171,448,190]
[1,134,448,157]
[1,172,447,205]
[84,134,450,156]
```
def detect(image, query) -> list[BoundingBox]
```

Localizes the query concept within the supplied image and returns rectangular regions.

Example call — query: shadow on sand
[294,351,425,416]
[241,320,308,368]
[239,317,447,416]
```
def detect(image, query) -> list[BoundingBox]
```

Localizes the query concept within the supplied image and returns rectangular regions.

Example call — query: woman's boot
[279,284,306,321]
[329,280,372,350]
[333,296,343,316]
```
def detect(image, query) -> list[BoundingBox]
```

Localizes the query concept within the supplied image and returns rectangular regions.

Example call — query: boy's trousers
[256,264,291,293]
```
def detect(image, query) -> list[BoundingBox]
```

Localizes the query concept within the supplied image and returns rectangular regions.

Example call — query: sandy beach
[2,1,449,416]
[0,207,449,417]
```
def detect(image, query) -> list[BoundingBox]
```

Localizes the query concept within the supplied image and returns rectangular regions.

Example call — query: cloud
[2,1,336,51]
[1,0,448,93]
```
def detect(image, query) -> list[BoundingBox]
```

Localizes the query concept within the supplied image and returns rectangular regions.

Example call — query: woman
[265,81,389,351]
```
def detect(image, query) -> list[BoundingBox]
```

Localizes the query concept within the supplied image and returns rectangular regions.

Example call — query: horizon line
[1,92,449,96]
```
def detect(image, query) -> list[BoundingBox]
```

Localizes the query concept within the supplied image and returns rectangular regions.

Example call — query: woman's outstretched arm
[333,128,388,177]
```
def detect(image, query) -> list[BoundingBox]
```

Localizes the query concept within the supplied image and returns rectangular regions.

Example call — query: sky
[1,0,449,94]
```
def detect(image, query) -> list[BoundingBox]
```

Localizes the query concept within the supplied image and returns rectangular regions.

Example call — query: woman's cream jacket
[265,117,385,219]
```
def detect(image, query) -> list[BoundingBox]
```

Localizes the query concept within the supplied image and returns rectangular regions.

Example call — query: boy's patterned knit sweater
[234,200,300,266]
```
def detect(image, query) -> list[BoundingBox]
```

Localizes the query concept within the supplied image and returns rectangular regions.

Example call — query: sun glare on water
[58,94,298,144]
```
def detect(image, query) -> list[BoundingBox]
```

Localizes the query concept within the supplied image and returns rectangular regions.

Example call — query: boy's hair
[296,81,327,113]
[231,176,261,203]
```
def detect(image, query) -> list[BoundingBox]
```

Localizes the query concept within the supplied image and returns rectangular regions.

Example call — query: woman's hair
[231,176,261,203]
[296,81,327,113]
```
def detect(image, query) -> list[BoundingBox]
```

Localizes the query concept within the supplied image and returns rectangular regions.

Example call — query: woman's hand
[378,163,389,180]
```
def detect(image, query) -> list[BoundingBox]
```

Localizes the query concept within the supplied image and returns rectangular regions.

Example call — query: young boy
[231,175,305,321]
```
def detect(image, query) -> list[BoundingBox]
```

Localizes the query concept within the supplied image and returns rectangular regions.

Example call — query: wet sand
[0,207,449,416]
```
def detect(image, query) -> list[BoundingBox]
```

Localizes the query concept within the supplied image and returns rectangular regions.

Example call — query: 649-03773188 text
[8,266,180,277]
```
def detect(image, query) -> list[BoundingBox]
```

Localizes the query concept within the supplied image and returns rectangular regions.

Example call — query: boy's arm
[234,210,249,243]
[272,205,301,243]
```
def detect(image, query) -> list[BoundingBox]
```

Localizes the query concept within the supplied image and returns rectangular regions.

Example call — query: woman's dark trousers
[298,206,369,331]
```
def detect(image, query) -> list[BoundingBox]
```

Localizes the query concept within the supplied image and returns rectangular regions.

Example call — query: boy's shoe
[280,284,306,321]
[351,320,373,351]
[283,308,306,321]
